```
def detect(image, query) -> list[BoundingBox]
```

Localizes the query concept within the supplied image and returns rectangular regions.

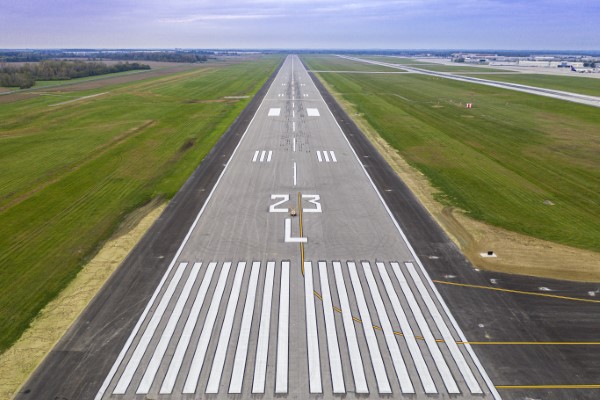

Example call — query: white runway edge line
[306,58,502,400]
[206,261,247,393]
[362,261,414,393]
[276,261,290,393]
[332,261,368,393]
[304,262,322,393]
[252,261,276,393]
[229,261,261,393]
[183,261,232,393]
[136,262,202,394]
[94,58,282,400]
[160,262,218,394]
[113,262,188,394]
[317,261,345,393]
[347,261,391,394]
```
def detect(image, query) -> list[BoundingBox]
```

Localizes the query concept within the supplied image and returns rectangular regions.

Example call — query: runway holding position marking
[94,55,498,400]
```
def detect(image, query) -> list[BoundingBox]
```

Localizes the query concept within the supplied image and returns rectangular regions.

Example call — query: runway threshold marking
[434,280,600,303]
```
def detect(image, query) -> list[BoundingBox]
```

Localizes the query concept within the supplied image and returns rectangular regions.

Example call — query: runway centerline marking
[293,162,297,186]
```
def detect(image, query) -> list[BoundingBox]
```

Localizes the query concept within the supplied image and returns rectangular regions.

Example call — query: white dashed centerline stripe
[293,138,296,152]
[252,261,275,393]
[318,261,344,393]
[362,261,414,393]
[304,262,322,393]
[113,262,188,394]
[206,262,247,393]
[390,262,459,394]
[332,261,368,393]
[229,261,261,394]
[136,262,202,394]
[404,262,483,394]
[183,262,232,394]
[377,262,437,394]
[347,261,391,394]
[293,162,297,186]
[276,261,290,393]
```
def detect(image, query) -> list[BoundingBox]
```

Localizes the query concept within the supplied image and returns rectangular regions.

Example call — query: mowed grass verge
[0,55,282,353]
[302,56,600,253]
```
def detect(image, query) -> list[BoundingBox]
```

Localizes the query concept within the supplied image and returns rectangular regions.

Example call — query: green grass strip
[0,56,282,353]
[302,55,600,253]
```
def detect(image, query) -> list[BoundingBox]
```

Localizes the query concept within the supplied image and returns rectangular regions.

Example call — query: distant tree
[0,60,150,88]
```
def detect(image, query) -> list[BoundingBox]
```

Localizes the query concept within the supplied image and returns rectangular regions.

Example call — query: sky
[1,0,598,50]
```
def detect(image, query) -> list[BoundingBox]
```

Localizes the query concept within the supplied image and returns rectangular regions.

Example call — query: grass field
[302,55,600,254]
[305,55,403,72]
[0,55,282,353]
[458,73,600,97]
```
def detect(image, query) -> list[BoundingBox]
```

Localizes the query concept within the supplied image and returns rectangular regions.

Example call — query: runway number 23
[269,194,322,213]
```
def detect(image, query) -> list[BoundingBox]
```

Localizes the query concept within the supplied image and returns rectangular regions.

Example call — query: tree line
[0,60,150,89]
[88,52,208,63]
[1,50,210,64]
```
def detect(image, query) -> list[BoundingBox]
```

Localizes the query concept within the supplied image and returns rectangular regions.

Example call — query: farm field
[457,73,600,97]
[302,56,600,256]
[0,55,282,353]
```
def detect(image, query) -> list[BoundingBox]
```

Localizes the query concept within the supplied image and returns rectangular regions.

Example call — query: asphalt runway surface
[339,55,600,108]
[16,55,600,400]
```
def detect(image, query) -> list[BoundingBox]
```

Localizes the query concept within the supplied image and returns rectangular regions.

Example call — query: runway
[16,55,600,400]
[338,55,600,108]
[93,55,498,398]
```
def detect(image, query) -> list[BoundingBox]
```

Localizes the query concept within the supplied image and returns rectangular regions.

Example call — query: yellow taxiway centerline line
[293,197,597,346]
[496,384,600,389]
[460,341,600,345]
[433,280,600,303]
